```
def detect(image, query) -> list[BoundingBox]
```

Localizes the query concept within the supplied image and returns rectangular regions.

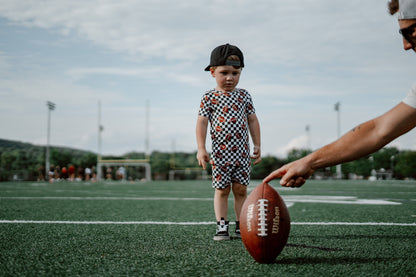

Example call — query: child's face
[210,65,241,92]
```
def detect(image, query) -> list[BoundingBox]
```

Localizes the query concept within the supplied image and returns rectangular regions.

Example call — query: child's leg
[214,186,231,221]
[232,182,247,221]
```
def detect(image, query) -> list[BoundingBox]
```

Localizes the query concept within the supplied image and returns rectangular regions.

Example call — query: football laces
[257,199,268,236]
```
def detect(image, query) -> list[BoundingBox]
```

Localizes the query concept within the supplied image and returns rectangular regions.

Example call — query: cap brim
[204,65,211,71]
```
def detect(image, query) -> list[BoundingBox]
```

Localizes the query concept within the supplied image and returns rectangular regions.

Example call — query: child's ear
[210,67,215,77]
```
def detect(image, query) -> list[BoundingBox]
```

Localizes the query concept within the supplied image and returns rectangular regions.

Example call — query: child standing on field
[196,43,261,241]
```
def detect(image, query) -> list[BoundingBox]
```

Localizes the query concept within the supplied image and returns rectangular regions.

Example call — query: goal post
[96,159,151,182]
[168,167,208,181]
[96,100,152,182]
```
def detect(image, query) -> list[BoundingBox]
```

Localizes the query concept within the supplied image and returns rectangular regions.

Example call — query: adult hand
[263,158,314,187]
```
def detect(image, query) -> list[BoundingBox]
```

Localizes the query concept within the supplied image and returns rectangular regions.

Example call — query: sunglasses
[399,22,416,48]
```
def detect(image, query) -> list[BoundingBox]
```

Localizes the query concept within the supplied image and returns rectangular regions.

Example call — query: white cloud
[275,135,309,158]
[0,0,392,65]
[0,0,415,157]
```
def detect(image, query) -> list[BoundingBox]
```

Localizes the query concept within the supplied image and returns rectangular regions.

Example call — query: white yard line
[0,196,213,201]
[291,222,416,226]
[0,220,414,226]
[0,195,402,205]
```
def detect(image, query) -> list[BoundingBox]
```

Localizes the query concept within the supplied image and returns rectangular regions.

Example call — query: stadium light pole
[45,101,56,181]
[97,101,104,181]
[334,102,342,179]
[145,99,150,159]
[305,125,311,150]
[98,101,103,160]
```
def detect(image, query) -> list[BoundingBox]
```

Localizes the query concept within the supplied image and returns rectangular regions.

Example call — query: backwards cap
[398,0,416,19]
[204,43,244,71]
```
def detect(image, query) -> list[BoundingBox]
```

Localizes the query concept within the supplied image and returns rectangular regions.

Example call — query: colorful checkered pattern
[211,163,251,188]
[198,88,256,188]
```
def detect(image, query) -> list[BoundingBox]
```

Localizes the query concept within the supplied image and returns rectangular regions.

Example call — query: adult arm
[264,102,416,187]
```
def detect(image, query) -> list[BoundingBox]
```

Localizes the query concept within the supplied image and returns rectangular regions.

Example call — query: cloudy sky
[0,0,415,158]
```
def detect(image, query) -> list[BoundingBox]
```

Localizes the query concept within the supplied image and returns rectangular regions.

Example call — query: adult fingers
[263,168,287,183]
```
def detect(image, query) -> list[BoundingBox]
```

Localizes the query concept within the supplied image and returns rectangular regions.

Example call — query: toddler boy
[196,43,261,240]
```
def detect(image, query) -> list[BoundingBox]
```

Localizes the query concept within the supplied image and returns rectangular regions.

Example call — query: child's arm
[247,113,261,165]
[196,115,210,169]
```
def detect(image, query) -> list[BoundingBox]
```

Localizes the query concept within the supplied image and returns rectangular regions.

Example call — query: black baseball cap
[204,43,244,71]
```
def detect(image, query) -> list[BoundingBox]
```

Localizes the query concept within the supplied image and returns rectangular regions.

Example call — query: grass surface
[0,180,415,276]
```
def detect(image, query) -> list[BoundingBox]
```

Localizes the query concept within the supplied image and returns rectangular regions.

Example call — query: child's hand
[196,149,210,170]
[251,145,261,165]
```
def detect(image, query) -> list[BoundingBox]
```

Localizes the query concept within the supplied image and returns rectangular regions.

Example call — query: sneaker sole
[213,235,230,241]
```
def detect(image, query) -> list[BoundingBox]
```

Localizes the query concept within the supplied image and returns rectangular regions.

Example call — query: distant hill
[0,138,38,150]
[0,138,99,181]
[0,138,96,155]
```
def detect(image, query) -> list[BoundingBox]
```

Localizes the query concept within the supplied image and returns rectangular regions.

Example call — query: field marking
[0,195,402,205]
[0,196,213,201]
[292,222,416,226]
[283,195,402,205]
[0,220,415,226]
[0,220,215,225]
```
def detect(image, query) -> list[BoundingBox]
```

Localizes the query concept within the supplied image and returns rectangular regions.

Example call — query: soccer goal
[96,159,151,182]
[96,100,152,182]
[168,167,208,181]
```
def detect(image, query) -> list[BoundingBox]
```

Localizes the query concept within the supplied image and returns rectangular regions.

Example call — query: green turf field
[0,179,415,276]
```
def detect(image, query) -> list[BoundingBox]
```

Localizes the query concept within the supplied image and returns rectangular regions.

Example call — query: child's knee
[215,186,231,197]
[232,183,247,197]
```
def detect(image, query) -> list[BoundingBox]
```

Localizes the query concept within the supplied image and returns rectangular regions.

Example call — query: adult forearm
[307,119,386,170]
[265,102,416,187]
[309,102,416,170]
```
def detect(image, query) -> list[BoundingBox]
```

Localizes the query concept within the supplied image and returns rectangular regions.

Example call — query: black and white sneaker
[234,221,241,239]
[213,218,230,241]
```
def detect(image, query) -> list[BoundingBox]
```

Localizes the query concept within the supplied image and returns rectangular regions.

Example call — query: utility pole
[305,125,311,150]
[98,101,103,160]
[45,101,56,181]
[145,99,150,159]
[97,101,104,181]
[334,102,342,179]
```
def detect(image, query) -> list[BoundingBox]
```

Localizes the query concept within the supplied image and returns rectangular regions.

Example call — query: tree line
[0,138,415,181]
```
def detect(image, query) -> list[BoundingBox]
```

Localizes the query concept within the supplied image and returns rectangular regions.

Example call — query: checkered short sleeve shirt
[198,88,256,167]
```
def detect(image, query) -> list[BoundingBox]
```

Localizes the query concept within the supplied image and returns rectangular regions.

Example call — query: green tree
[1,151,15,171]
[79,153,97,168]
[251,156,284,179]
[150,151,171,178]
[286,148,312,163]
[395,151,416,179]
[51,149,72,168]
[342,156,372,178]
[372,147,399,171]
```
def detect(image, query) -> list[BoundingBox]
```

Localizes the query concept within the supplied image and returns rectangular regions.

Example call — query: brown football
[240,182,291,264]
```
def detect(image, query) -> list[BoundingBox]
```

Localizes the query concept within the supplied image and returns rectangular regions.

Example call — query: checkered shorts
[211,163,251,189]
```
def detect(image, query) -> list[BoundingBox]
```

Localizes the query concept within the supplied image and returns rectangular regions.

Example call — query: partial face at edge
[399,19,416,52]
